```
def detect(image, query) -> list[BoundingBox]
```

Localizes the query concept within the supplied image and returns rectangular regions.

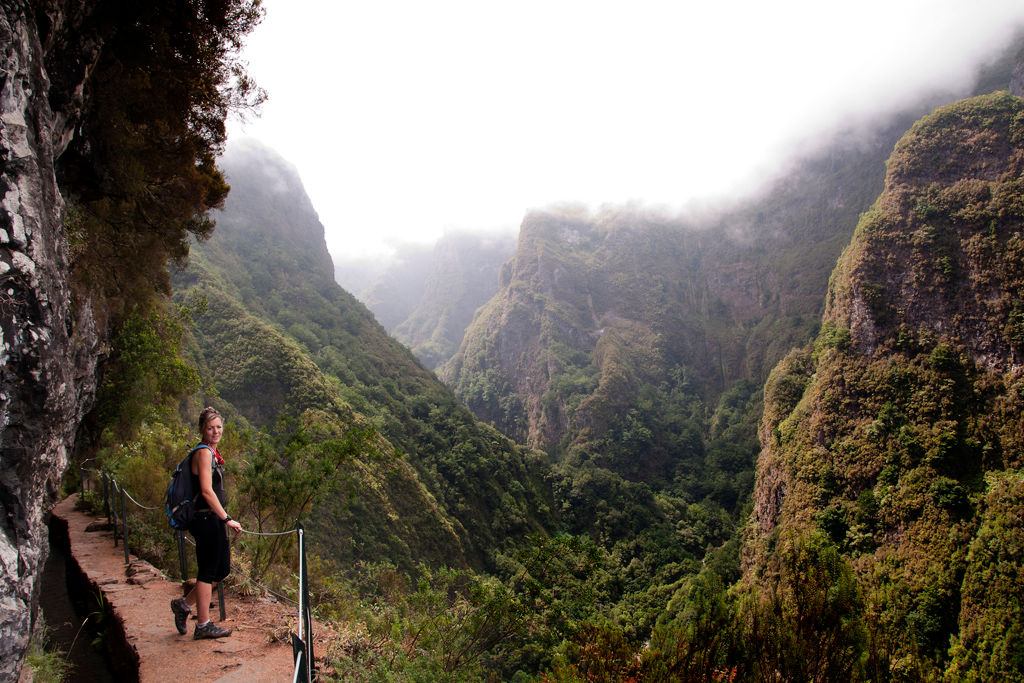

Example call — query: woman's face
[202,417,223,447]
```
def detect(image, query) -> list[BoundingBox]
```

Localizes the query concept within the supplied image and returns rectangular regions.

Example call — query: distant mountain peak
[216,137,333,278]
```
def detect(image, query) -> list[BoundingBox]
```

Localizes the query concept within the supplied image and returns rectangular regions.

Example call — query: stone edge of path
[49,494,297,682]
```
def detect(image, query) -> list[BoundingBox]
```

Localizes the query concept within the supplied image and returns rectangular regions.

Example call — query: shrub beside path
[50,495,298,682]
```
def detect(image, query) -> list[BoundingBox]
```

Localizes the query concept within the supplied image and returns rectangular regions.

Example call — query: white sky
[227,0,1024,260]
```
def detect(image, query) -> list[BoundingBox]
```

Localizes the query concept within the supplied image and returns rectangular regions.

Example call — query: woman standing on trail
[171,406,243,639]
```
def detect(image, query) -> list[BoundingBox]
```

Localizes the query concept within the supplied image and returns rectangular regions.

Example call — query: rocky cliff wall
[0,2,102,678]
[750,91,1024,551]
[442,186,878,465]
[1012,46,1024,97]
[744,91,1024,669]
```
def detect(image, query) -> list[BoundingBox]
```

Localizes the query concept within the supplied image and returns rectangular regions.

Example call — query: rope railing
[77,463,317,680]
[122,487,162,511]
[233,562,301,608]
[239,527,297,537]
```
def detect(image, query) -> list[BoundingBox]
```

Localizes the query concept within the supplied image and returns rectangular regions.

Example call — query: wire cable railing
[239,527,298,537]
[122,487,161,511]
[178,532,300,608]
[78,464,316,681]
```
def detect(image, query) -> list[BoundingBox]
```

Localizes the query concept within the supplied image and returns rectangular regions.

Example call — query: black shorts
[189,512,231,584]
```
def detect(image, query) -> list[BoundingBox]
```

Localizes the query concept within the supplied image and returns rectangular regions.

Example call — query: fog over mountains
[12,1,1024,677]
[233,2,1024,259]
[193,32,1024,678]
[333,32,1021,382]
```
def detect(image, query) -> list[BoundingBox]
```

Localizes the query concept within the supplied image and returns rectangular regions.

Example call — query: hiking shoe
[193,621,232,639]
[171,597,191,635]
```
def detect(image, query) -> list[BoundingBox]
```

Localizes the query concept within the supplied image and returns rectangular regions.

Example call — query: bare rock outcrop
[1,2,102,677]
[1011,46,1024,98]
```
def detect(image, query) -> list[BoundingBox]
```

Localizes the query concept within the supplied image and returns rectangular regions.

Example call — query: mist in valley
[231,2,1024,265]
[13,1,1024,679]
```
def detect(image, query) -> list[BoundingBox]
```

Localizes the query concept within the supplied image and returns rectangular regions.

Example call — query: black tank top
[190,445,227,511]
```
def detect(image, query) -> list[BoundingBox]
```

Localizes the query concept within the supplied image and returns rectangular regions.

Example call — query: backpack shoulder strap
[188,444,216,470]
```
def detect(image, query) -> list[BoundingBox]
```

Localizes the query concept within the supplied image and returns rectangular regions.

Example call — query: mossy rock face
[746,93,1024,672]
[826,93,1024,362]
[444,170,885,471]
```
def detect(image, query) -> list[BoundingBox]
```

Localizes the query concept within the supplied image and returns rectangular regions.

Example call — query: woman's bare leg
[195,580,212,623]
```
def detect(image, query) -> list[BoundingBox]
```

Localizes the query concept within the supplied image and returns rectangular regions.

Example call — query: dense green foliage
[58,0,263,320]
[92,302,204,439]
[948,471,1024,679]
[746,93,1024,678]
[59,7,1024,677]
[314,534,615,681]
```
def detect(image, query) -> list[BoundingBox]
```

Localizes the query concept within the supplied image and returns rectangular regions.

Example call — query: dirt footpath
[50,495,299,682]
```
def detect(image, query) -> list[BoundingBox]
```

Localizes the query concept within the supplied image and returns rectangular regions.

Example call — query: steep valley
[342,231,517,370]
[175,40,1024,678]
[174,140,557,572]
[4,1,1024,676]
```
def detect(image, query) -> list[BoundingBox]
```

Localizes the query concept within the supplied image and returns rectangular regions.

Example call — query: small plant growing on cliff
[24,625,71,683]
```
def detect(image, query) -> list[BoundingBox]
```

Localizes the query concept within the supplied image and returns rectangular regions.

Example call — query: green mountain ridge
[746,91,1024,677]
[172,140,556,572]
[440,129,897,472]
[436,40,1024,460]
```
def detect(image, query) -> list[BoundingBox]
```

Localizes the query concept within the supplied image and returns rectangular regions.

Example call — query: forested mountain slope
[172,140,555,571]
[441,129,900,473]
[392,232,517,369]
[340,232,516,369]
[746,91,1024,677]
[441,43,1018,488]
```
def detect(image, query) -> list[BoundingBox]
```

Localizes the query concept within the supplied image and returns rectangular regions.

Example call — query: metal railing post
[292,635,306,683]
[177,529,188,580]
[297,525,305,644]
[110,480,119,548]
[103,473,111,525]
[297,522,312,682]
[120,484,130,564]
[217,582,226,621]
[79,458,95,494]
